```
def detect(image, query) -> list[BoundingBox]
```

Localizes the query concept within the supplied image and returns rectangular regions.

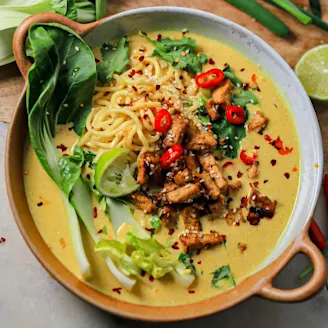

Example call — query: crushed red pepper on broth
[22,30,300,306]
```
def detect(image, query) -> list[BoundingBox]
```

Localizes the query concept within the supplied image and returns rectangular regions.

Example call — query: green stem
[269,0,312,24]
[224,0,290,37]
[298,7,328,32]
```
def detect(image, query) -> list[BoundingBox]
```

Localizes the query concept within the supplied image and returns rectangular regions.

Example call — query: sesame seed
[63,103,68,107]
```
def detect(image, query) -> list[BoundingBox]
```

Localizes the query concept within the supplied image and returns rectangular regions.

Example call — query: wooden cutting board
[0,0,328,166]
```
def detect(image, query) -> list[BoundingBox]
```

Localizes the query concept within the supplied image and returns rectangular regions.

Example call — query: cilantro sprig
[139,31,208,75]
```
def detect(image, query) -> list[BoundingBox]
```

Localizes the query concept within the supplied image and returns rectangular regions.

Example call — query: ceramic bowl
[7,6,327,322]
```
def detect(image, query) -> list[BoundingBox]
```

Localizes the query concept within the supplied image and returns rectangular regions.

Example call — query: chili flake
[37,202,43,207]
[271,159,277,166]
[139,56,145,62]
[0,237,6,244]
[284,172,290,179]
[56,144,67,152]
[93,207,98,218]
[228,175,232,181]
[292,167,298,172]
[240,197,248,209]
[197,261,202,264]
[223,161,233,169]
[157,34,162,41]
[237,171,243,178]
[188,290,195,294]
[112,287,122,294]
[156,85,160,90]
[172,241,179,250]
[240,68,245,72]
[149,275,154,282]
[209,58,215,65]
[263,179,269,184]
[238,243,247,253]
[168,229,175,236]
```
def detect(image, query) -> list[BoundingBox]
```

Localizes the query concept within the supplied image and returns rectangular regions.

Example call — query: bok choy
[0,0,107,66]
[26,23,139,290]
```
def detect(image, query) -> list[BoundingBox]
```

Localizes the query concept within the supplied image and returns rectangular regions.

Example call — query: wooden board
[0,0,328,167]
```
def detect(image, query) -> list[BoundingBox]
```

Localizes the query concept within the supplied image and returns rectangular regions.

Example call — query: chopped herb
[102,226,108,235]
[211,265,236,288]
[212,109,247,158]
[197,97,211,126]
[150,214,161,237]
[201,270,204,275]
[178,252,197,275]
[232,90,258,107]
[223,65,242,87]
[140,31,208,75]
[183,99,193,106]
[96,37,130,83]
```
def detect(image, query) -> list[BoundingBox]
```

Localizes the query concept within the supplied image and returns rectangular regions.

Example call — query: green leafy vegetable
[95,0,107,21]
[197,97,211,125]
[232,90,258,107]
[65,0,77,20]
[0,0,59,15]
[0,10,30,66]
[223,65,242,87]
[126,231,196,286]
[212,109,247,158]
[27,23,97,136]
[150,214,161,237]
[26,23,136,290]
[95,239,141,276]
[96,37,130,83]
[211,265,236,288]
[140,31,208,76]
[59,145,85,196]
[178,252,196,275]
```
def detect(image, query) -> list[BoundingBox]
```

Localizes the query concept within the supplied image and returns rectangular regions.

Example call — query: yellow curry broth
[24,31,299,306]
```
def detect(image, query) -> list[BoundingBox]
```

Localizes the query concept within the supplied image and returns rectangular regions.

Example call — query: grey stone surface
[0,122,327,328]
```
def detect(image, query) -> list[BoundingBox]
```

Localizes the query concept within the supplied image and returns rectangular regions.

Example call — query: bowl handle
[13,12,104,80]
[258,220,327,301]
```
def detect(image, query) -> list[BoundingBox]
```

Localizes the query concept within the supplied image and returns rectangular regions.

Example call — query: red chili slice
[226,105,246,124]
[154,109,172,133]
[240,150,257,165]
[160,144,184,169]
[309,219,326,250]
[195,68,225,88]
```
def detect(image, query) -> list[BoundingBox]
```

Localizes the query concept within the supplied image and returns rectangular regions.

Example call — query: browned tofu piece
[247,190,277,225]
[247,161,259,179]
[181,206,202,232]
[125,192,157,213]
[205,98,220,121]
[209,195,228,218]
[185,154,199,173]
[186,122,199,140]
[226,208,245,226]
[186,132,218,151]
[174,168,193,185]
[160,205,179,227]
[199,172,220,200]
[137,152,160,185]
[198,152,228,192]
[212,79,232,105]
[163,115,188,148]
[248,111,268,133]
[158,182,179,202]
[179,231,223,253]
[165,183,202,204]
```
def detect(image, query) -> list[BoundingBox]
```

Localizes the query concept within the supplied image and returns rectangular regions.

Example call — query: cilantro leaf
[140,31,208,76]
[232,90,258,107]
[211,265,236,288]
[212,109,247,158]
[102,226,108,235]
[178,252,196,275]
[96,37,130,83]
[150,214,161,237]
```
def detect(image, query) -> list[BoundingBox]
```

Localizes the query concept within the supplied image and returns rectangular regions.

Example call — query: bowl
[7,6,327,321]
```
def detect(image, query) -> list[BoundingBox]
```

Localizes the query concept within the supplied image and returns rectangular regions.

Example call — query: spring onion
[264,0,312,25]
[298,7,328,32]
[224,0,290,37]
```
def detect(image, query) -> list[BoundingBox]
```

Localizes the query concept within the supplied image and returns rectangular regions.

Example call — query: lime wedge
[295,44,328,101]
[94,149,139,197]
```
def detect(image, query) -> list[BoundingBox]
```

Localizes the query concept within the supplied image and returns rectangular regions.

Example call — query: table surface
[1,0,328,327]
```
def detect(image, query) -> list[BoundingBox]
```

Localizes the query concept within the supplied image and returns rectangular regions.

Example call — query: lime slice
[94,148,139,197]
[295,44,328,101]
